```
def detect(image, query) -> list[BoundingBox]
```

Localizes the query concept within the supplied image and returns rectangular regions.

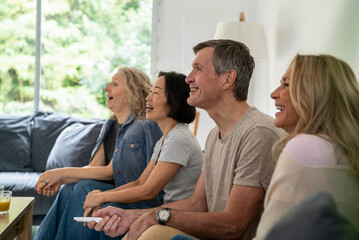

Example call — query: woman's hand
[35,169,65,196]
[83,205,102,218]
[39,182,63,196]
[84,190,104,209]
[83,190,104,217]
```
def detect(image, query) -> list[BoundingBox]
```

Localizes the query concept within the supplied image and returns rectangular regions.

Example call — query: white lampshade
[214,21,268,61]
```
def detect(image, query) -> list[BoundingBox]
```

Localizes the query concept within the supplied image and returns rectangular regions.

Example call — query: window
[0,1,36,114]
[0,0,153,118]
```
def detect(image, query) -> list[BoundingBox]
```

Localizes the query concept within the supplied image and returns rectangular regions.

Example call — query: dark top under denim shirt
[104,121,121,165]
[90,114,164,207]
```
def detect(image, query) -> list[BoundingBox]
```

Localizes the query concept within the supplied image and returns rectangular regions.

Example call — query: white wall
[152,0,359,149]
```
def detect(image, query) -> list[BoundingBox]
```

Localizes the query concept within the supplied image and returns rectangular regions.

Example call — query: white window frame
[34,0,41,110]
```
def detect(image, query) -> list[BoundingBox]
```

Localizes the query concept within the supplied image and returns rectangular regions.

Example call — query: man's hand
[87,206,138,238]
[127,208,158,240]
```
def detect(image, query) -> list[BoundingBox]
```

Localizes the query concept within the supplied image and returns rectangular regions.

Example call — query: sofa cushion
[46,122,103,170]
[0,114,32,171]
[31,110,104,171]
[31,111,78,171]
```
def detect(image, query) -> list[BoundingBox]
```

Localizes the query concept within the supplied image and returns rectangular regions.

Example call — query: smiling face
[185,47,225,110]
[104,73,131,116]
[146,76,171,123]
[270,66,300,132]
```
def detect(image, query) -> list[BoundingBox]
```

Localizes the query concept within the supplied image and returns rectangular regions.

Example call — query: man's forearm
[125,195,206,222]
[122,194,207,233]
[166,210,248,240]
[127,207,159,219]
[164,185,264,240]
[162,196,207,212]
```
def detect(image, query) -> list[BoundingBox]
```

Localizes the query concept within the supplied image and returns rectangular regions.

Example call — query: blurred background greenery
[0,0,152,118]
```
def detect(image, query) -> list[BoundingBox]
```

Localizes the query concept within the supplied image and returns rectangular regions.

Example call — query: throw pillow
[45,122,102,170]
[31,110,104,171]
[31,110,76,171]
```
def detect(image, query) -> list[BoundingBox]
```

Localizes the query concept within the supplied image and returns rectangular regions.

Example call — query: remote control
[73,217,102,223]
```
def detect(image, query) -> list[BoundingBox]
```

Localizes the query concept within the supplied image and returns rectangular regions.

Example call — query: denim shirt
[90,114,164,207]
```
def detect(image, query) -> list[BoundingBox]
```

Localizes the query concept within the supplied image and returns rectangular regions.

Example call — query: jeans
[34,180,114,240]
[34,179,162,240]
[170,235,197,240]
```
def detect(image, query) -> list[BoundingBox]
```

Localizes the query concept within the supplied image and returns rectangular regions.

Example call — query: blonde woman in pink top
[255,54,359,239]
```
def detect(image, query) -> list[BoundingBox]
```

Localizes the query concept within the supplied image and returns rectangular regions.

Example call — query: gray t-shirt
[151,123,203,203]
[203,107,284,240]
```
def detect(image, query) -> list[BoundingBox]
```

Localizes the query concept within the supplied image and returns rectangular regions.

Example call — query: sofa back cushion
[31,110,104,171]
[0,114,32,171]
[31,111,76,171]
[46,122,103,170]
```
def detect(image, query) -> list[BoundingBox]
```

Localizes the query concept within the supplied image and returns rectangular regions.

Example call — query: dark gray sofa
[0,109,104,225]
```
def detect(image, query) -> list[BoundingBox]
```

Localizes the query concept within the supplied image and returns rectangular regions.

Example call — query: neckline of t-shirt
[217,106,256,142]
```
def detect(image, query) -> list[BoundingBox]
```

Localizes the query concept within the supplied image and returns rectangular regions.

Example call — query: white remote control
[74,217,102,223]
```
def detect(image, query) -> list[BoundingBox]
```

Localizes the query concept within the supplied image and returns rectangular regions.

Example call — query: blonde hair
[274,54,359,175]
[116,67,152,119]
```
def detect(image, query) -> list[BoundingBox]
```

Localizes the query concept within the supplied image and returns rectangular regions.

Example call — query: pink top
[285,134,339,167]
[254,134,359,240]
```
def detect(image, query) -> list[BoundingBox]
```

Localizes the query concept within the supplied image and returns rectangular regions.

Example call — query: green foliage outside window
[0,0,152,118]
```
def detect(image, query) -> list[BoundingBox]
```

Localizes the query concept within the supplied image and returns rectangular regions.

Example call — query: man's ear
[222,70,236,90]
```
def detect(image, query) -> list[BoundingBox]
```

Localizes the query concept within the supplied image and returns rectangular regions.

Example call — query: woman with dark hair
[159,71,196,124]
[83,71,202,214]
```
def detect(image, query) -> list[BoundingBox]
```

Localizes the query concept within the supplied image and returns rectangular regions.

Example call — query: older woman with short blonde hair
[34,67,163,240]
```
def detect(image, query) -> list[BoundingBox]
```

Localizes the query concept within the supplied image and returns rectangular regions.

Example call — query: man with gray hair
[88,39,283,240]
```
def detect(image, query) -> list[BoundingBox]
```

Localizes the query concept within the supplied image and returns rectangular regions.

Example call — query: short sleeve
[157,130,191,167]
[151,137,163,161]
[284,134,337,167]
[143,120,163,163]
[234,127,278,190]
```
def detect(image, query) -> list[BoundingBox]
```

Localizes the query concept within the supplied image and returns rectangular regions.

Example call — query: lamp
[214,12,268,61]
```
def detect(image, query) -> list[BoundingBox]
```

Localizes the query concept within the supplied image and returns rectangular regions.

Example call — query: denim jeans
[34,180,114,240]
[170,235,197,240]
[34,179,161,240]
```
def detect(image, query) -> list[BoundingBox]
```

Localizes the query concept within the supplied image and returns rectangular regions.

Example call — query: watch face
[159,210,170,220]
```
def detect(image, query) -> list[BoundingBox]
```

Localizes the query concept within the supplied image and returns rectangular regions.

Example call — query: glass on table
[0,190,12,214]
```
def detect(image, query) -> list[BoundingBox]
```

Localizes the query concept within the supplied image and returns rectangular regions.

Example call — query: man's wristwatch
[156,208,171,225]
